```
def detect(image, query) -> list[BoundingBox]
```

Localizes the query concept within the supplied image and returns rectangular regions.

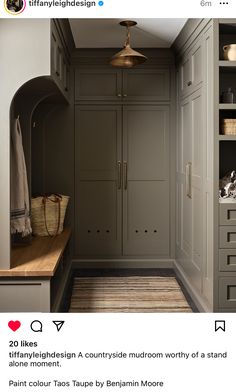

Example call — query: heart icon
[8,320,21,332]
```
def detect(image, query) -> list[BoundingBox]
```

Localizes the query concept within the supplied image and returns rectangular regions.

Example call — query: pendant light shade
[110,21,147,68]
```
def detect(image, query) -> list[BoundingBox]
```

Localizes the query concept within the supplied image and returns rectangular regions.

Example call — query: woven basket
[31,194,69,237]
[222,119,236,135]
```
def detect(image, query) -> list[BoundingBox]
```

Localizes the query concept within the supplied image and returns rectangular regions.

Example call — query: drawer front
[219,277,236,308]
[0,281,50,312]
[219,203,236,225]
[219,226,236,248]
[219,249,236,271]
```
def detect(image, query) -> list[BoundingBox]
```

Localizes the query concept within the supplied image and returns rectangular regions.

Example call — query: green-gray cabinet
[75,104,170,258]
[75,105,122,256]
[51,20,70,99]
[178,38,203,98]
[176,88,204,292]
[75,68,170,102]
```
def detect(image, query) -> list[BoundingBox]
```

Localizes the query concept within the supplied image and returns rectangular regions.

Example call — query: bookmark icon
[52,321,65,332]
[215,320,226,332]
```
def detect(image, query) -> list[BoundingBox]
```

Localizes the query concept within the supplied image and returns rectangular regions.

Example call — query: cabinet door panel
[179,38,203,97]
[126,108,168,180]
[123,69,170,101]
[75,106,122,256]
[123,106,170,256]
[177,90,203,292]
[51,22,70,99]
[180,99,192,256]
[180,55,191,96]
[192,91,203,279]
[77,182,121,255]
[191,40,203,89]
[124,181,170,256]
[75,69,122,101]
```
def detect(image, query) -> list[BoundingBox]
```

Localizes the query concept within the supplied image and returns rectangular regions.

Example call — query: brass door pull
[185,162,192,198]
[117,161,122,189]
[124,161,128,190]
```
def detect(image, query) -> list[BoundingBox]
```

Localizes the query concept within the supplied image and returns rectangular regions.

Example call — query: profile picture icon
[5,0,26,14]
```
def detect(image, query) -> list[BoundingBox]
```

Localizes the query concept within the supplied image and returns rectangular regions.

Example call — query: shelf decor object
[222,119,236,135]
[223,44,236,61]
[221,88,234,103]
[110,21,147,68]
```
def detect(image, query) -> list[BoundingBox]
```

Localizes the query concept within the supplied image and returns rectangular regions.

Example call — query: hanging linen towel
[10,117,32,236]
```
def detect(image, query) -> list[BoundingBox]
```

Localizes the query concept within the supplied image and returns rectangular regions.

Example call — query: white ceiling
[69,19,187,48]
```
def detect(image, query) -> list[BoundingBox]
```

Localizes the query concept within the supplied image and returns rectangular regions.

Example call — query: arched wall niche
[10,76,74,262]
[0,18,52,268]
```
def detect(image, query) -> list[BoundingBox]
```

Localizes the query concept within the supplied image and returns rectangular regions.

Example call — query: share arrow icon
[52,321,65,332]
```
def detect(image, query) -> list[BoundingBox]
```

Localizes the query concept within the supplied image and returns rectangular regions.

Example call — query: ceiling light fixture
[110,21,147,68]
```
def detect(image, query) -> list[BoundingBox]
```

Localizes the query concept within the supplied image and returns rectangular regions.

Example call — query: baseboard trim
[174,261,212,313]
[72,259,174,269]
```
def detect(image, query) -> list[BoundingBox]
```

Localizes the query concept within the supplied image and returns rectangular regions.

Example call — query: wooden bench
[0,228,71,312]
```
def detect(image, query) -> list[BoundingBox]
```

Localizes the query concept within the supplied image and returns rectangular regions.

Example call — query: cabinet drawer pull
[124,161,128,190]
[117,93,122,97]
[123,94,127,97]
[117,161,122,189]
[187,81,192,86]
[186,162,192,198]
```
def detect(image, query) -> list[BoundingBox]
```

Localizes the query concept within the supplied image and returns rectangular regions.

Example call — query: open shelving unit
[217,21,236,311]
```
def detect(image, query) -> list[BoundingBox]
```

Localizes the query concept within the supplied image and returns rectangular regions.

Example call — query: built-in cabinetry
[0,19,74,311]
[2,18,236,312]
[176,20,214,311]
[51,20,70,100]
[176,18,236,312]
[75,104,170,257]
[0,229,71,312]
[75,68,170,101]
[179,38,203,98]
[74,54,174,261]
[218,21,236,311]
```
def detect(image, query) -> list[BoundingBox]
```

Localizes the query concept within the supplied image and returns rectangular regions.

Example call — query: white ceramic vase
[223,44,236,61]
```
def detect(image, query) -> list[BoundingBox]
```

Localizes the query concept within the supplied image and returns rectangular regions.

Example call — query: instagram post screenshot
[0,1,236,391]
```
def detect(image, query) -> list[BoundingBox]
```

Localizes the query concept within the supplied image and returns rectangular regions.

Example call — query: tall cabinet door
[122,105,170,256]
[177,89,203,291]
[75,105,122,256]
[190,89,204,291]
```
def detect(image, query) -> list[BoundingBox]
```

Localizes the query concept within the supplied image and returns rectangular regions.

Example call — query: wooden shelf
[219,61,236,68]
[219,135,236,141]
[0,228,71,277]
[219,104,236,110]
[219,198,236,204]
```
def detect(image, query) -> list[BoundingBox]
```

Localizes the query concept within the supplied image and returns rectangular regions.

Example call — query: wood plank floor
[69,276,192,312]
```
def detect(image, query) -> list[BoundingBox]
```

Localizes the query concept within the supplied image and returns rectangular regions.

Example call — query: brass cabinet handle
[187,81,192,86]
[185,162,192,198]
[123,94,127,97]
[117,93,122,97]
[117,161,122,189]
[124,161,128,190]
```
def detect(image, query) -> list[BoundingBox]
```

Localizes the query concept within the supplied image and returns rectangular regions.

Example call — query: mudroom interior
[1,18,236,312]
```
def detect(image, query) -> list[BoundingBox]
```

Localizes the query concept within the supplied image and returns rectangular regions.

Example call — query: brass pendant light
[110,21,147,68]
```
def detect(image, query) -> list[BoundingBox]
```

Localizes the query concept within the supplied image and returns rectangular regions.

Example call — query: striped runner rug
[69,276,192,312]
